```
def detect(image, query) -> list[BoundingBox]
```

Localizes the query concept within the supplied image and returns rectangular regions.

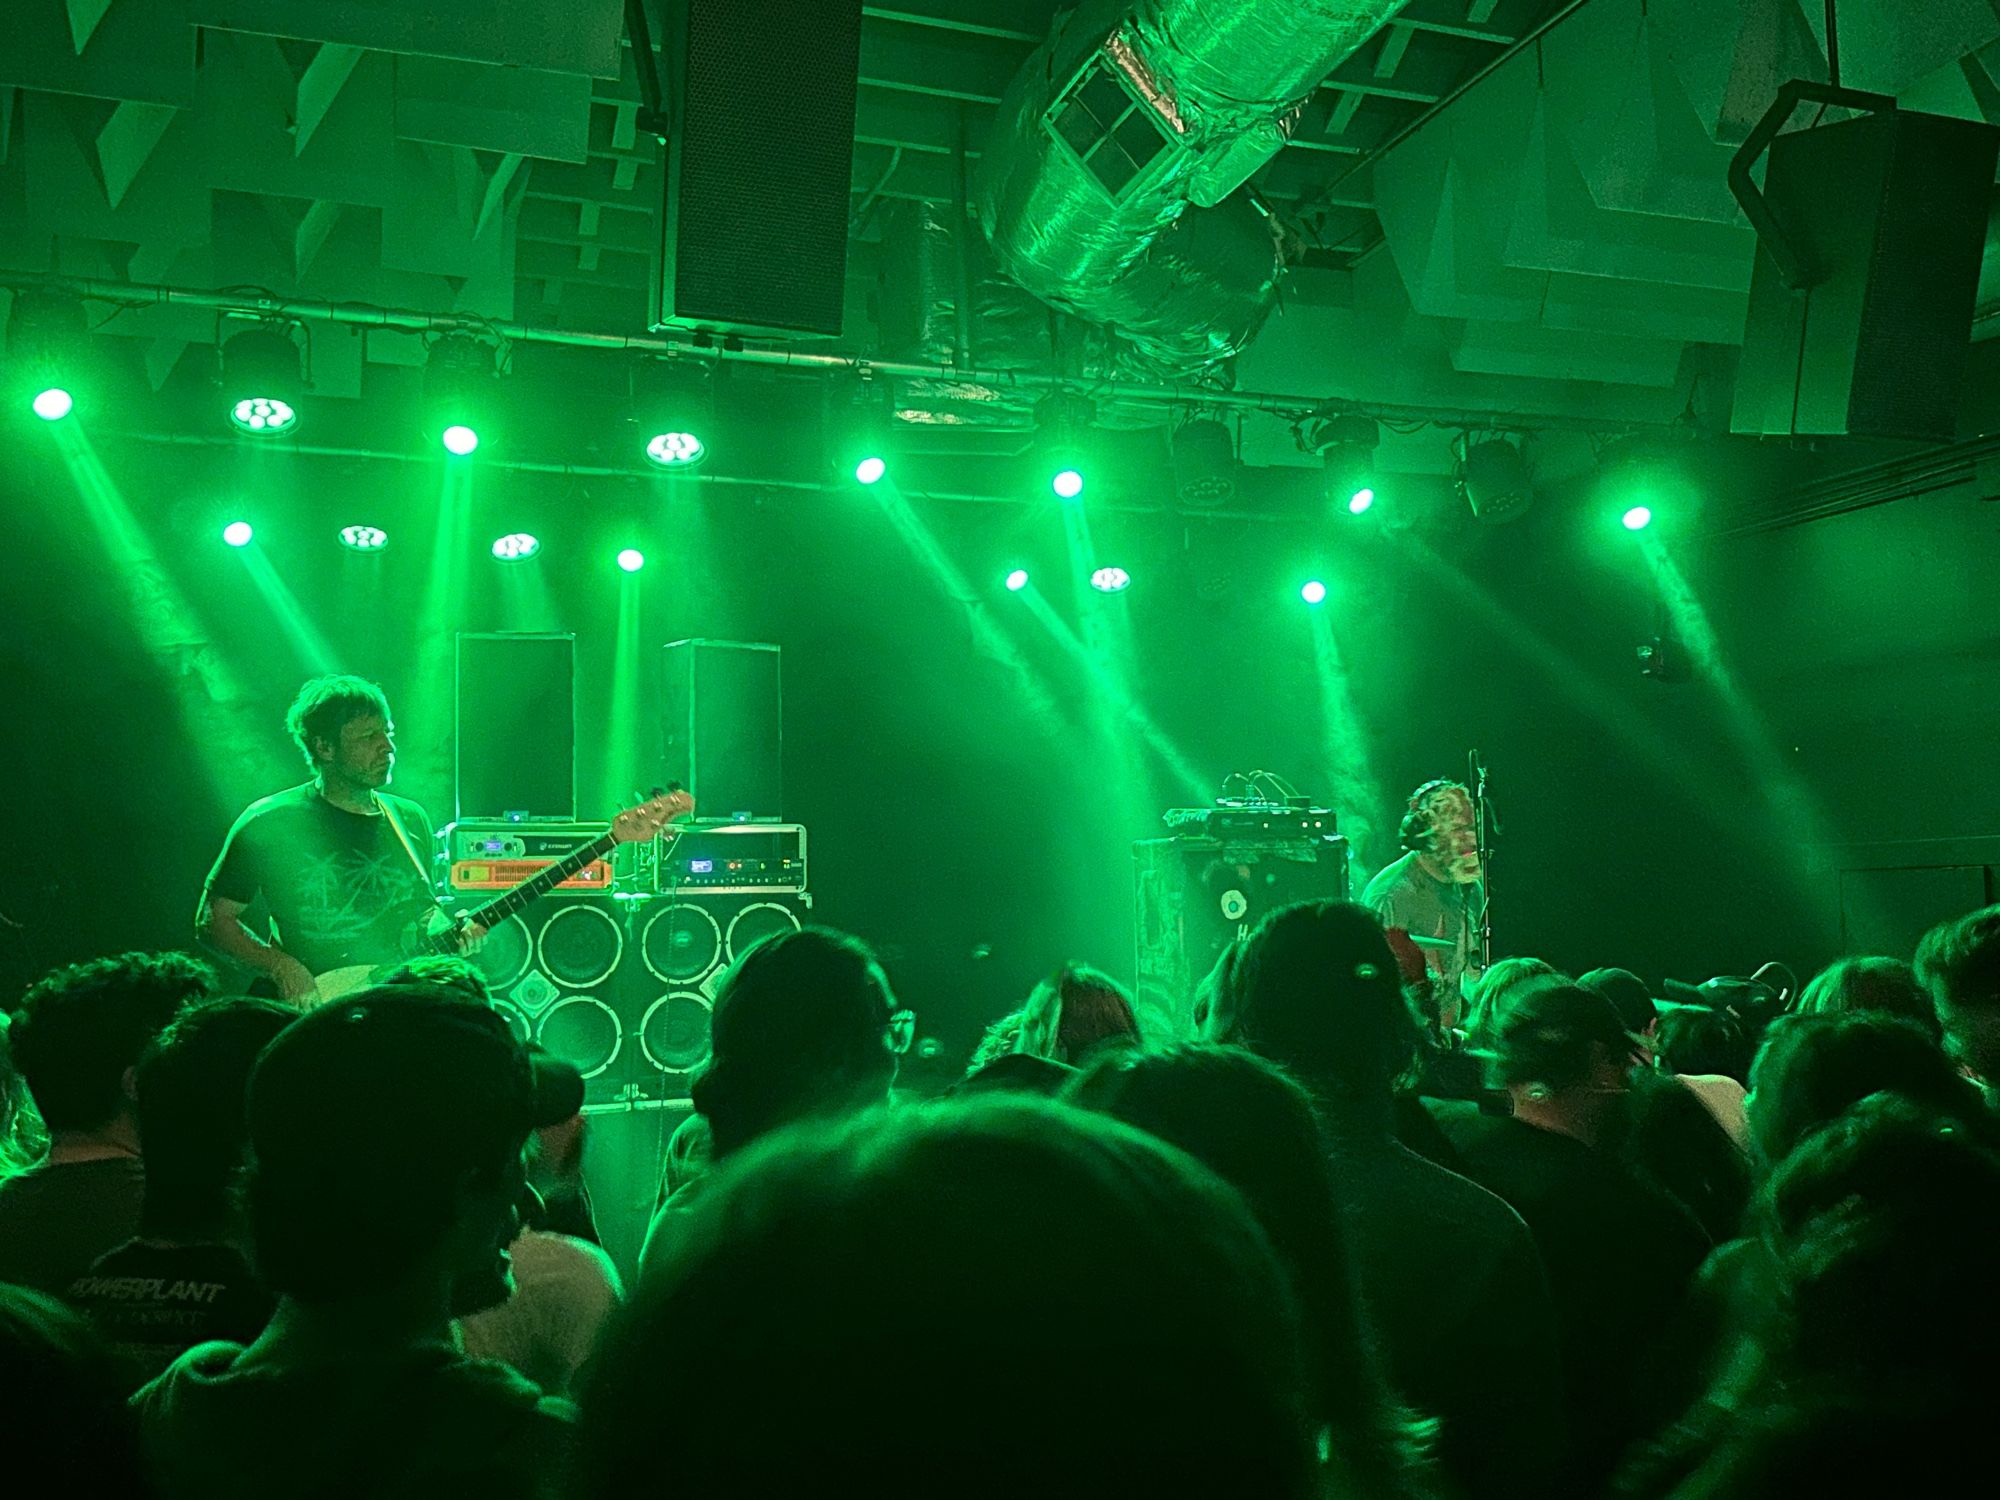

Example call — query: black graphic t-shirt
[71,1239,276,1387]
[204,783,437,976]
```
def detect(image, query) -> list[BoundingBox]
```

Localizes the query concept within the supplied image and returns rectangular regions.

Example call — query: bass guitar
[308,786,693,1003]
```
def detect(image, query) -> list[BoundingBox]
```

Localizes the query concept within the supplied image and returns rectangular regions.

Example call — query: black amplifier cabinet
[653,823,806,895]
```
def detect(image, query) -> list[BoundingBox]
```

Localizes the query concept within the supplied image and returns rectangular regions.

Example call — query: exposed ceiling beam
[862,4,1041,44]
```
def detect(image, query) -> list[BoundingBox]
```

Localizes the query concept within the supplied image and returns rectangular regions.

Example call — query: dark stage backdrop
[3,432,1995,1059]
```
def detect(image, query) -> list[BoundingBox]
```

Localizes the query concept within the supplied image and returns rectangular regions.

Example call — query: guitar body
[295,788,694,1006]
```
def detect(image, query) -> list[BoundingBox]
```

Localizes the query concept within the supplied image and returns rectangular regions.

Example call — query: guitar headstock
[611,785,695,843]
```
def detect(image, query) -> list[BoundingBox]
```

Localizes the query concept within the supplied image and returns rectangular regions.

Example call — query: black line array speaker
[456,633,576,820]
[653,0,865,337]
[472,891,810,1105]
[1733,108,2000,441]
[661,639,782,823]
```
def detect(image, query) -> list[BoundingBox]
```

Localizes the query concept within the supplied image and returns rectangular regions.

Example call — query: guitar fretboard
[426,831,622,951]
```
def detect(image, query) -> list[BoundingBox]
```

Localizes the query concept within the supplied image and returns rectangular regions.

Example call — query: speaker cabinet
[1733,108,2000,441]
[661,639,782,823]
[455,633,576,820]
[475,891,810,1105]
[1132,837,1350,1044]
[653,0,865,337]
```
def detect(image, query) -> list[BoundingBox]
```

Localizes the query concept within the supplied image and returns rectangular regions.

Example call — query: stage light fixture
[222,521,254,547]
[1173,418,1238,509]
[1301,580,1328,605]
[339,525,388,551]
[617,548,645,573]
[635,356,713,470]
[221,325,303,435]
[425,333,499,455]
[1622,505,1653,531]
[1036,391,1094,502]
[492,532,540,561]
[1005,568,1030,592]
[833,370,897,486]
[1458,437,1534,523]
[1298,407,1379,516]
[1090,566,1130,594]
[9,290,90,419]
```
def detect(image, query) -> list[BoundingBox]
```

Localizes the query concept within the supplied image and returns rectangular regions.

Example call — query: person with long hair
[1204,899,1562,1497]
[1069,1045,1437,1498]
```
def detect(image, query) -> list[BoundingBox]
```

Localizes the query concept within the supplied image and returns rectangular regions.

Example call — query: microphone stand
[1470,750,1495,972]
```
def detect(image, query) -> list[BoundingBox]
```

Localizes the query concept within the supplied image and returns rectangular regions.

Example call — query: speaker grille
[539,995,623,1079]
[660,0,864,336]
[640,903,724,986]
[537,905,624,989]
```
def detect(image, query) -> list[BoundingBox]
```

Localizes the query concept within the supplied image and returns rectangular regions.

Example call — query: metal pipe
[111,429,1293,516]
[6,272,1672,432]
[951,106,975,373]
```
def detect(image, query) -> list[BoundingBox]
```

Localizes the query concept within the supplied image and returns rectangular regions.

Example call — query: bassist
[197,675,481,1004]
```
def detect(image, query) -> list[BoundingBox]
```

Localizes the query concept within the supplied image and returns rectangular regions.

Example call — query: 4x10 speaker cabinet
[472,891,812,1104]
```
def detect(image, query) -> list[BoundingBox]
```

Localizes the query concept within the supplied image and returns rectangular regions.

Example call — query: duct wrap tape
[975,0,1404,375]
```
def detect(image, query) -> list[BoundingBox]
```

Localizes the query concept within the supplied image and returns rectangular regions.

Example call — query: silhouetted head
[691,927,903,1158]
[133,995,295,1237]
[1916,905,2000,1078]
[1069,1045,1432,1493]
[1204,901,1418,1134]
[586,1096,1316,1500]
[8,952,214,1134]
[1014,963,1140,1065]
[1745,1011,1980,1169]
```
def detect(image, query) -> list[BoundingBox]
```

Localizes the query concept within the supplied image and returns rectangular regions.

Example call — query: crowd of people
[3,897,1999,1498]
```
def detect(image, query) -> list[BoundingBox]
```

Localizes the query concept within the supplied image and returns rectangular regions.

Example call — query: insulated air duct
[975,0,1402,376]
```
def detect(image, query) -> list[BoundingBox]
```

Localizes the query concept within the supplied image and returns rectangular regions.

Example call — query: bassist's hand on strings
[452,919,489,955]
[268,952,321,1005]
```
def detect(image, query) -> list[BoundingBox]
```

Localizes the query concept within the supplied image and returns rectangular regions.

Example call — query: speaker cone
[537,903,623,989]
[725,901,802,961]
[537,994,622,1079]
[640,903,723,986]
[639,990,714,1074]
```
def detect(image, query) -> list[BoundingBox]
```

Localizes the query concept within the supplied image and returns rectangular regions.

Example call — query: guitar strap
[372,794,440,902]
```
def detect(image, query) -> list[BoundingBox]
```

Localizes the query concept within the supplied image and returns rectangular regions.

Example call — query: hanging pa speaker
[1733,106,2000,441]
[653,0,865,337]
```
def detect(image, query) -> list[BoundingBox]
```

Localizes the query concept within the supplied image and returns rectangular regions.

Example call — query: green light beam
[1388,531,1718,803]
[1055,498,1160,835]
[1637,534,1844,856]
[1307,606,1391,874]
[236,544,340,673]
[412,460,477,792]
[45,421,271,795]
[1018,585,1208,803]
[868,480,1069,736]
[601,569,644,813]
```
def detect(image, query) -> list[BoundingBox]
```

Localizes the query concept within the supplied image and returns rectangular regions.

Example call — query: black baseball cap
[249,985,583,1181]
[1496,980,1635,1060]
[1579,968,1659,1034]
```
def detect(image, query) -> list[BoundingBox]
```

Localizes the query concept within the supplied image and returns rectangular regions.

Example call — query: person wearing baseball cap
[1430,979,1710,1493]
[132,984,582,1500]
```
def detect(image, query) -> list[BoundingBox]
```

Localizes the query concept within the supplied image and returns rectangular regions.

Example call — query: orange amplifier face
[450,858,614,891]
